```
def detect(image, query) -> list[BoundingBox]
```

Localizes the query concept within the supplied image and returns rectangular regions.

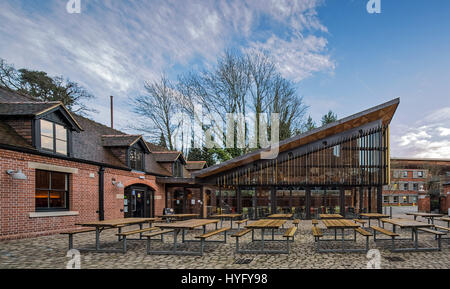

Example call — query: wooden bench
[353,219,367,227]
[312,219,319,227]
[292,219,300,229]
[354,227,372,252]
[434,225,450,233]
[116,227,159,253]
[312,227,323,252]
[61,228,96,250]
[236,219,249,230]
[281,227,297,254]
[195,227,230,255]
[143,229,175,255]
[231,229,252,253]
[418,228,445,250]
[372,226,399,250]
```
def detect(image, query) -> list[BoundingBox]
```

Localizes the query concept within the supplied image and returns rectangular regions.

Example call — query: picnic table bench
[236,219,249,230]
[157,214,200,223]
[313,219,371,253]
[359,213,390,227]
[147,219,222,256]
[380,218,440,252]
[70,218,157,253]
[232,219,294,254]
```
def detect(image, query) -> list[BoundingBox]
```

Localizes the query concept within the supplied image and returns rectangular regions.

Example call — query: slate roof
[0,88,172,176]
[0,102,60,116]
[185,161,207,170]
[152,151,183,163]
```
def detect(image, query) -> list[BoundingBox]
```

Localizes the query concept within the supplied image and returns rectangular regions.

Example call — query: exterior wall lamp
[112,179,124,188]
[6,169,27,180]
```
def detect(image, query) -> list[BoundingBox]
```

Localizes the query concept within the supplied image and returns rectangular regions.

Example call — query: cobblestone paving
[1,215,449,269]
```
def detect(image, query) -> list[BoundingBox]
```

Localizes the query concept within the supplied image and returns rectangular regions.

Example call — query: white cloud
[391,107,450,158]
[0,0,332,132]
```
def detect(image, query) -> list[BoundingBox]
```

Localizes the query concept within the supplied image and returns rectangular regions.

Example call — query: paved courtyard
[1,214,449,269]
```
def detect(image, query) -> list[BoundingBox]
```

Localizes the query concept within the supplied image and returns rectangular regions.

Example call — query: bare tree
[132,75,179,150]
[177,50,308,158]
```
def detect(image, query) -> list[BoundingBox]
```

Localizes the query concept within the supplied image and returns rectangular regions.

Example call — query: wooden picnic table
[381,218,436,251]
[405,212,444,224]
[210,213,242,229]
[267,213,294,219]
[319,214,343,219]
[359,213,390,227]
[239,219,288,254]
[319,219,362,252]
[76,218,157,252]
[152,219,220,255]
[157,214,200,222]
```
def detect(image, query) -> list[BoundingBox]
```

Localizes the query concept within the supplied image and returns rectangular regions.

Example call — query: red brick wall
[0,148,166,240]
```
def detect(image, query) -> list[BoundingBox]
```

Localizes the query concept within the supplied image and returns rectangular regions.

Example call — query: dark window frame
[35,118,70,156]
[173,159,184,178]
[128,148,145,172]
[35,170,70,212]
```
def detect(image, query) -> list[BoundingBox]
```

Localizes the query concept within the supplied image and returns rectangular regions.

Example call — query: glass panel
[41,135,54,150]
[185,188,202,215]
[276,189,291,214]
[221,189,237,214]
[292,189,306,219]
[55,124,67,141]
[255,188,271,218]
[49,191,65,208]
[241,188,255,219]
[35,190,49,208]
[40,120,53,137]
[56,140,67,155]
[51,172,67,190]
[36,170,50,189]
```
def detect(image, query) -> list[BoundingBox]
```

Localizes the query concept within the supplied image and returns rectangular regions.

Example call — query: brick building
[0,88,206,240]
[382,158,450,210]
[1,88,402,239]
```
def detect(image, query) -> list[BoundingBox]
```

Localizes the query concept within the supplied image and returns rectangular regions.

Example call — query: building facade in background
[383,158,450,210]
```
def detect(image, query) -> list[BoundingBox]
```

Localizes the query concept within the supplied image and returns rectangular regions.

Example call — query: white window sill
[29,211,79,218]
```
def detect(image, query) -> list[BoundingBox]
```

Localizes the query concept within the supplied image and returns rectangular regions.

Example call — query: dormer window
[129,148,144,171]
[173,159,183,177]
[40,119,68,155]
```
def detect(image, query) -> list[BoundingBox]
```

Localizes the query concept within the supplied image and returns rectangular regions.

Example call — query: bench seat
[355,227,372,236]
[195,227,230,239]
[283,227,297,238]
[418,228,446,235]
[434,225,450,232]
[236,219,248,224]
[312,226,323,238]
[372,226,399,237]
[312,219,319,226]
[231,229,252,238]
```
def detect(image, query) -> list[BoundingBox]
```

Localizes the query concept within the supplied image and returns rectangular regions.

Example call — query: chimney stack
[110,95,114,129]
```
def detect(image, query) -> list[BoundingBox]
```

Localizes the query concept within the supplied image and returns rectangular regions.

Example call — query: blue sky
[0,0,449,158]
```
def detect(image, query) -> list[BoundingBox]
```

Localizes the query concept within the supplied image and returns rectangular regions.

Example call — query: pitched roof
[0,102,61,116]
[0,89,173,176]
[0,121,34,150]
[193,98,400,178]
[186,161,207,170]
[152,151,183,163]
[0,87,36,103]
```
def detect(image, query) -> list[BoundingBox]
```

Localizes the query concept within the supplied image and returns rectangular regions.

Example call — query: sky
[0,0,449,158]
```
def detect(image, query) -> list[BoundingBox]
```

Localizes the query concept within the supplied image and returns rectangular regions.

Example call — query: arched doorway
[124,184,154,218]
